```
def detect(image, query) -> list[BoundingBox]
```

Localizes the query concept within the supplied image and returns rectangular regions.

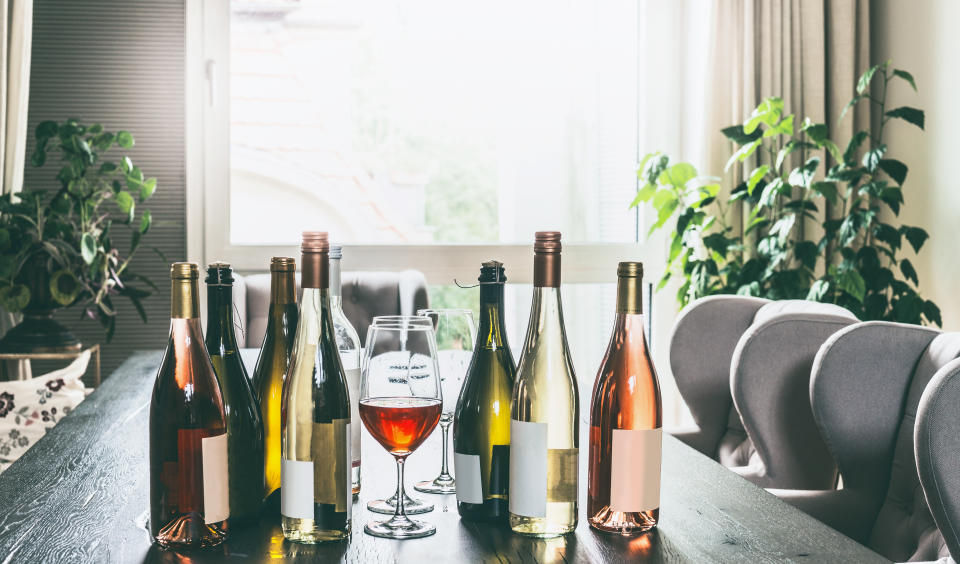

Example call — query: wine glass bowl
[359,316,443,539]
[413,309,476,495]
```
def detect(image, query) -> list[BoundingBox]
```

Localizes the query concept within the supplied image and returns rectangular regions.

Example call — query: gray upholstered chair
[777,321,960,562]
[233,270,429,347]
[670,296,856,489]
[915,357,960,564]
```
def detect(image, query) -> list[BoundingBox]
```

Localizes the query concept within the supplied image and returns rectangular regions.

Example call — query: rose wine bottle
[329,245,362,496]
[205,262,265,524]
[588,262,662,534]
[510,232,579,538]
[252,256,299,512]
[454,261,516,522]
[150,262,229,549]
[281,232,352,543]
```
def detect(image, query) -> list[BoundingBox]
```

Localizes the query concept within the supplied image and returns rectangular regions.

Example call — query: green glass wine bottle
[252,257,299,512]
[453,261,516,522]
[205,262,265,524]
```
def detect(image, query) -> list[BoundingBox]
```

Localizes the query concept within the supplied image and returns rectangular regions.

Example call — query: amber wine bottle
[588,262,662,534]
[150,262,229,549]
[509,232,579,537]
[453,261,516,522]
[329,245,362,496]
[281,232,352,542]
[252,257,299,511]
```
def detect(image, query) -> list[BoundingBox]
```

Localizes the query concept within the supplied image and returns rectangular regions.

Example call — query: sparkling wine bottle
[509,232,579,537]
[588,262,662,534]
[454,261,516,522]
[281,232,352,543]
[150,262,229,549]
[252,257,298,511]
[329,245,362,496]
[205,262,265,524]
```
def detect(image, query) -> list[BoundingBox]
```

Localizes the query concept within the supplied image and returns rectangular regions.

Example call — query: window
[188,0,652,398]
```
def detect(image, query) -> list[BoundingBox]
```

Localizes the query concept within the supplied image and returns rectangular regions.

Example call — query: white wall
[872,0,960,330]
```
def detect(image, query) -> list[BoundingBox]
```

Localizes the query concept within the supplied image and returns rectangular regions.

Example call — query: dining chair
[670,296,856,489]
[915,356,960,564]
[777,321,960,562]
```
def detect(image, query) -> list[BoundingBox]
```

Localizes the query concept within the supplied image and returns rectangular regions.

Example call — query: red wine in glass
[359,398,443,456]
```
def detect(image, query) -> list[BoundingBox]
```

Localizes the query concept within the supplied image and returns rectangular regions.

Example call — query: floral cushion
[0,351,92,472]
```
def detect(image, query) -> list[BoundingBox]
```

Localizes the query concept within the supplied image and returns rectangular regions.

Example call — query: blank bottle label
[341,354,362,467]
[546,448,578,503]
[201,433,229,524]
[311,419,351,514]
[454,453,483,504]
[281,458,314,519]
[610,428,662,512]
[509,419,548,517]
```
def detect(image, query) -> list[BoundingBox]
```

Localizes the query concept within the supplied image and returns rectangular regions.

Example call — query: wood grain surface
[0,350,889,563]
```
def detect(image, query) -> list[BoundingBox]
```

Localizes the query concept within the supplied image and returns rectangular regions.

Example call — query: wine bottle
[150,262,229,548]
[281,232,352,543]
[509,232,579,537]
[205,262,265,524]
[329,245,362,496]
[588,262,662,534]
[453,260,516,522]
[252,257,299,511]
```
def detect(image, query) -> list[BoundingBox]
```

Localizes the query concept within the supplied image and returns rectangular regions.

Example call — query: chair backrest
[811,321,959,561]
[730,300,856,489]
[238,270,429,348]
[916,357,960,562]
[670,295,769,457]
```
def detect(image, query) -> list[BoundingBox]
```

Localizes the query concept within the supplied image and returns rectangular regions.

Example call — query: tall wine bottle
[509,232,579,537]
[150,262,229,548]
[453,261,516,522]
[281,232,352,543]
[588,262,662,534]
[205,262,265,524]
[252,257,298,511]
[329,245,362,496]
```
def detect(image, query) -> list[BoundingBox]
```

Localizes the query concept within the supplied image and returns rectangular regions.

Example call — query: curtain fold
[0,0,33,379]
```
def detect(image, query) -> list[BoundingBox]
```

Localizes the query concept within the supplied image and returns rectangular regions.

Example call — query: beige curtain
[0,0,32,379]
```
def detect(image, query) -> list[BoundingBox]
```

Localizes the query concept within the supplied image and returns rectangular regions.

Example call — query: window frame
[185,0,656,285]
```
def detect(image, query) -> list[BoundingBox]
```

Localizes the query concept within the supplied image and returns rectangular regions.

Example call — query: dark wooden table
[0,351,889,563]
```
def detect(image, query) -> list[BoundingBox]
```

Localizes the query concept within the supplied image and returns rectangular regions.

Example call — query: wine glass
[359,316,443,539]
[414,309,476,494]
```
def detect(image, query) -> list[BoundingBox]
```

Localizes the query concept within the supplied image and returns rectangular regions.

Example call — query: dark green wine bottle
[205,262,265,524]
[453,260,516,522]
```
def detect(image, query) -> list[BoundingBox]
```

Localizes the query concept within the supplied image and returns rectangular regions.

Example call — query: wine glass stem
[394,457,408,519]
[438,421,452,481]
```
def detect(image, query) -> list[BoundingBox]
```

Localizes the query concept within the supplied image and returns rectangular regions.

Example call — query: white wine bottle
[281,232,352,543]
[329,245,362,496]
[509,231,579,537]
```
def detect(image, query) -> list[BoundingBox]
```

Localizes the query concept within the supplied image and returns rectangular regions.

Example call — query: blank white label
[454,453,483,504]
[281,458,314,519]
[509,419,548,518]
[610,428,662,512]
[343,364,362,465]
[201,433,229,524]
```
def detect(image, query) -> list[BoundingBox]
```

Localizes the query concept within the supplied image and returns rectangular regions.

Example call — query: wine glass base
[414,478,456,494]
[364,519,436,539]
[368,497,434,515]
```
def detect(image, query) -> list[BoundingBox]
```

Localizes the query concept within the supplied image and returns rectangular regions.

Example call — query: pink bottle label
[610,428,661,512]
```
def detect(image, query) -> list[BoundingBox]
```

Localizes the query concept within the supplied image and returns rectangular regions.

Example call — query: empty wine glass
[363,316,440,521]
[414,309,476,494]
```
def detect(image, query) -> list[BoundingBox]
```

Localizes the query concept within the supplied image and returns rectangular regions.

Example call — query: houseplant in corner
[633,61,940,326]
[0,119,159,352]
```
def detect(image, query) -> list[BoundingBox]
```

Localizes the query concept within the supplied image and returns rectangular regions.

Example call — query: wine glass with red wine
[359,316,443,539]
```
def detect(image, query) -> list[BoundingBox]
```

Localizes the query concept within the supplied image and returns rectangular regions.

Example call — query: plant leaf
[878,158,908,185]
[885,106,925,130]
[661,163,697,188]
[747,165,769,194]
[857,64,880,95]
[140,177,157,201]
[116,130,135,149]
[862,144,887,172]
[788,157,820,188]
[902,226,929,252]
[893,69,917,91]
[725,139,762,171]
[81,232,97,264]
[900,258,919,285]
[843,131,869,164]
[837,270,866,302]
[630,183,656,208]
[721,125,762,145]
[0,284,30,312]
[811,181,838,204]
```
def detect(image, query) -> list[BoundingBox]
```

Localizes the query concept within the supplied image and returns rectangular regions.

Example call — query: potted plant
[0,119,159,352]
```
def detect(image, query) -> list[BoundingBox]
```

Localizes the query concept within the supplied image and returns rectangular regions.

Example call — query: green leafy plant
[633,61,940,325]
[0,118,160,339]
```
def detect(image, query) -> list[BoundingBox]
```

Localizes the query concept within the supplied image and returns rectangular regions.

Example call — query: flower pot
[0,258,81,353]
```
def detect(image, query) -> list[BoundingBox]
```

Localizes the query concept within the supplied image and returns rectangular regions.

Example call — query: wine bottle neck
[533,252,561,288]
[301,250,329,290]
[206,284,240,350]
[524,286,568,345]
[270,270,296,305]
[329,256,343,298]
[170,278,200,319]
[616,274,643,314]
[478,282,509,348]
